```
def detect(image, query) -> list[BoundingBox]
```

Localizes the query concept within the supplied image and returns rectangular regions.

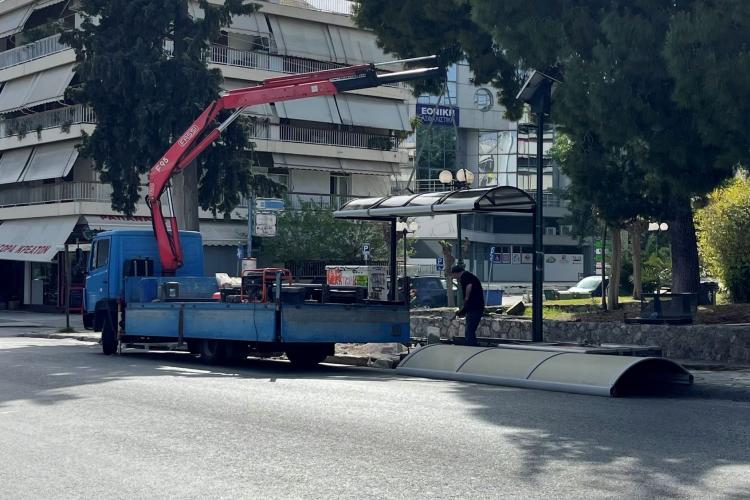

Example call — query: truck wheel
[197,340,225,364]
[101,316,118,355]
[285,344,333,368]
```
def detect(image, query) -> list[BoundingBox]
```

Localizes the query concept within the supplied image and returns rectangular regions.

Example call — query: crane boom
[146,57,443,275]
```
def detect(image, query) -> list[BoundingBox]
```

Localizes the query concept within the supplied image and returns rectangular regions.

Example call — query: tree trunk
[170,2,200,232]
[172,162,200,231]
[630,220,644,300]
[607,227,622,309]
[440,241,456,307]
[669,197,700,294]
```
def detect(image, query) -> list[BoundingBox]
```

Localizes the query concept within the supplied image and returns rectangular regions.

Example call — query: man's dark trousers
[464,309,482,346]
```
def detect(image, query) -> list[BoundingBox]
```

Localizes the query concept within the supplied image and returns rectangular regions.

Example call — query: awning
[83,215,152,232]
[334,186,536,220]
[328,27,387,65]
[268,16,333,60]
[337,95,410,131]
[0,215,79,262]
[200,221,246,246]
[272,153,395,175]
[0,6,34,39]
[21,140,79,182]
[227,12,269,35]
[275,96,341,124]
[0,147,33,185]
[0,64,76,113]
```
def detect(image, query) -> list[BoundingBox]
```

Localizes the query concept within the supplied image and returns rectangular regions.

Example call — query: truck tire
[285,343,333,368]
[196,340,225,364]
[101,316,118,355]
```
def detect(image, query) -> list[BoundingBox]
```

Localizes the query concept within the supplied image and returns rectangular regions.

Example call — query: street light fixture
[648,221,669,297]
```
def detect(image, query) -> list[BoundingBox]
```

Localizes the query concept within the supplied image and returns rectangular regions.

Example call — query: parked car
[402,275,457,308]
[558,275,608,298]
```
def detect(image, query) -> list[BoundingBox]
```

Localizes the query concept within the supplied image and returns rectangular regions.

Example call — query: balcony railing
[261,0,354,16]
[0,181,362,211]
[209,44,405,88]
[0,34,69,71]
[0,104,95,139]
[277,123,399,151]
[0,181,113,208]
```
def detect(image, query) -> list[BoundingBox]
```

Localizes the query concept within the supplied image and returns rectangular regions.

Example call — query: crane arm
[146,57,443,275]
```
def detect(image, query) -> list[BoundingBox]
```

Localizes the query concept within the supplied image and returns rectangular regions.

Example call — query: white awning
[273,154,395,176]
[24,64,76,108]
[0,6,34,39]
[269,16,333,60]
[0,74,35,113]
[83,215,152,232]
[200,221,246,246]
[0,215,79,262]
[0,147,33,185]
[337,95,410,131]
[0,64,76,113]
[272,153,342,173]
[339,159,396,176]
[21,140,79,182]
[275,96,341,124]
[328,27,387,65]
[228,12,268,34]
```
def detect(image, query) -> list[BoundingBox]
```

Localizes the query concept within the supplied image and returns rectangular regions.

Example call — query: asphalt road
[0,337,749,499]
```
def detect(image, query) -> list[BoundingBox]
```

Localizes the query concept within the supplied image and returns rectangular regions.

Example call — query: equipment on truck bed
[145,56,443,275]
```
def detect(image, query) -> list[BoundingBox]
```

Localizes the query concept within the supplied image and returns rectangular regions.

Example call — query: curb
[17,332,100,343]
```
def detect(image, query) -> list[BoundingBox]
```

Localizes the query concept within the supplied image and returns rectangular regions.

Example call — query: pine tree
[61,0,262,228]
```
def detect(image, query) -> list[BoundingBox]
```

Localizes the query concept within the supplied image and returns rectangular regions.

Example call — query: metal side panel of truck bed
[124,301,409,344]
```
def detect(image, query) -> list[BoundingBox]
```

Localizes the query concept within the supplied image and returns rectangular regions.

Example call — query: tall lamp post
[517,70,559,343]
[438,168,475,267]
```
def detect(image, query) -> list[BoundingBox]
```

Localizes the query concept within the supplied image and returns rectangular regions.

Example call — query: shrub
[695,177,750,302]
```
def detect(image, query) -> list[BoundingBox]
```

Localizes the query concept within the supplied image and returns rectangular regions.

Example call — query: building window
[330,174,350,197]
[477,130,517,188]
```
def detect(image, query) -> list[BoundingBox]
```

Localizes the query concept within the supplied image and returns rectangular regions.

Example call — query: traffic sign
[362,243,371,259]
[435,256,445,271]
[490,246,496,256]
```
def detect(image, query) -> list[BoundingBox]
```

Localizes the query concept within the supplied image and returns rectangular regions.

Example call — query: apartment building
[0,0,409,308]
[399,61,594,283]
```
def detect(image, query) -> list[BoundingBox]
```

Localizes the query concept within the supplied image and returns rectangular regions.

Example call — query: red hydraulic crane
[146,56,443,275]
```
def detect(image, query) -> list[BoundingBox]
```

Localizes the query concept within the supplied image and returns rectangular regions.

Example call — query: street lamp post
[648,222,669,299]
[517,70,559,343]
[439,168,475,268]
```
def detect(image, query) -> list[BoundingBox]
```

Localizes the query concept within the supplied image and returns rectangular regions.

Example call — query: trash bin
[485,289,504,306]
[698,280,719,305]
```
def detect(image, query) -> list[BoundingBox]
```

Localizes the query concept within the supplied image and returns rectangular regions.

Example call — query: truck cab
[83,229,204,330]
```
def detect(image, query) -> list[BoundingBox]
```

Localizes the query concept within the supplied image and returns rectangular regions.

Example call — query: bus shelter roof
[333,186,536,220]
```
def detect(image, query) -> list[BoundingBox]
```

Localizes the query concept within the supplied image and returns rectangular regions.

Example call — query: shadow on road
[449,378,750,498]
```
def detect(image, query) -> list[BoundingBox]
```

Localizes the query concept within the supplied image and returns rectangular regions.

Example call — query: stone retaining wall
[411,311,750,364]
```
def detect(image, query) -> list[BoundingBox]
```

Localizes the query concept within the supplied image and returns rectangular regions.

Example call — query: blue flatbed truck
[83,229,410,366]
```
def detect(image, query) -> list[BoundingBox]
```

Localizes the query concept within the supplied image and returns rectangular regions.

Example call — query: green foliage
[61,0,256,216]
[355,0,736,293]
[695,178,750,302]
[264,202,388,263]
[641,233,672,293]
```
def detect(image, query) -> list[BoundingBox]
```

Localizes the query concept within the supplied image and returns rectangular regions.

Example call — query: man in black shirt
[451,265,484,346]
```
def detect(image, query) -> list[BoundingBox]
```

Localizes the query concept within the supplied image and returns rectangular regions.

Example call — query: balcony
[0,181,113,208]
[208,44,405,88]
[0,180,360,212]
[0,104,95,139]
[0,34,69,71]
[247,120,399,151]
[261,0,354,16]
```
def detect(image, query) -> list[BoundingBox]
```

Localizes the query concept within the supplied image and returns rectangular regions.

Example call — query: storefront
[0,215,247,309]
